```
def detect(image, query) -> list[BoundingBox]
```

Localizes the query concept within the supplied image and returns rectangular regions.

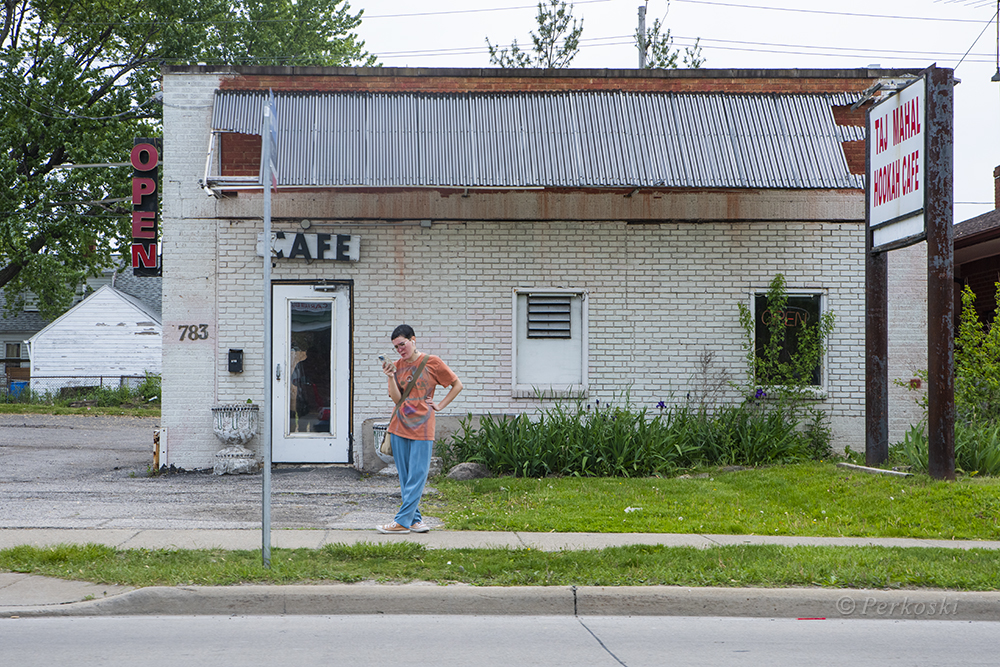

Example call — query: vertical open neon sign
[131,138,161,276]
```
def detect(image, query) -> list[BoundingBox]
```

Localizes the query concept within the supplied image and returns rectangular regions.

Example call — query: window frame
[748,288,830,396]
[511,288,588,399]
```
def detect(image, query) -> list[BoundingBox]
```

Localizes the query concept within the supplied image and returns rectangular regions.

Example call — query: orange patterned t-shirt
[388,354,458,441]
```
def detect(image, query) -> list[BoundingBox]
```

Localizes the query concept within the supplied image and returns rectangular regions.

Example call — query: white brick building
[159,66,921,471]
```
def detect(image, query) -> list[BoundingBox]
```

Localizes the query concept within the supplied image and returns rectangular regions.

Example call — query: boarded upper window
[526,294,572,339]
[514,290,588,398]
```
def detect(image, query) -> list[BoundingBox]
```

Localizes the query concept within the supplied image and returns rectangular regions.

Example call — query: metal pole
[866,249,889,465]
[865,94,889,466]
[865,96,888,465]
[261,95,274,567]
[925,66,955,481]
[638,5,647,69]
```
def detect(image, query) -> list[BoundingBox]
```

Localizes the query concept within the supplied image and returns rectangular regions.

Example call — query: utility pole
[638,5,647,68]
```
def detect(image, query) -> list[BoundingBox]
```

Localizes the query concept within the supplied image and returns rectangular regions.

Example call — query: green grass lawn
[430,462,1000,540]
[4,461,1000,591]
[0,404,160,417]
[3,542,1000,591]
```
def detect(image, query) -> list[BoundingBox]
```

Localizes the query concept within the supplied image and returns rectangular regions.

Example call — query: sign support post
[865,65,954,480]
[865,243,889,466]
[924,67,956,480]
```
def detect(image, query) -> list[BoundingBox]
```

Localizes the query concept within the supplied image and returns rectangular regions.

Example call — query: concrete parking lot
[0,414,410,530]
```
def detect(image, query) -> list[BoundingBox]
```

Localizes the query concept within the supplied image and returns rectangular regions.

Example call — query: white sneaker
[409,521,430,533]
[376,522,410,534]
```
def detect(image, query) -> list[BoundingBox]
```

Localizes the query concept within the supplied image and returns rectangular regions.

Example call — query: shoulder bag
[381,354,429,456]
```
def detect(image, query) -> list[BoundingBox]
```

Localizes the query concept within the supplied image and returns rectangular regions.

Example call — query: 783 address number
[178,324,209,341]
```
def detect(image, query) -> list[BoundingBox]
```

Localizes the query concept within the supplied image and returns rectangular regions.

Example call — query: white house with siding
[26,285,161,392]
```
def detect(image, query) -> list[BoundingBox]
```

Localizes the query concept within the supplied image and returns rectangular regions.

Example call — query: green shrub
[136,372,162,402]
[443,397,817,478]
[955,282,1000,423]
[892,281,1000,476]
[890,421,1000,477]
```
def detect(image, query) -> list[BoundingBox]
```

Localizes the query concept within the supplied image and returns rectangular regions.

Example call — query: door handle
[275,363,282,381]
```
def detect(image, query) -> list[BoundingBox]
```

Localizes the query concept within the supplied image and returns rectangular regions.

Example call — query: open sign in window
[753,293,826,388]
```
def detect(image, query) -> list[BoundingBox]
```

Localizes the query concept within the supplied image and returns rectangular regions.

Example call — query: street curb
[5,585,1000,620]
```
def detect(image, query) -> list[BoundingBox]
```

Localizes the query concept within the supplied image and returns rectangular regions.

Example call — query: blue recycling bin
[10,381,27,398]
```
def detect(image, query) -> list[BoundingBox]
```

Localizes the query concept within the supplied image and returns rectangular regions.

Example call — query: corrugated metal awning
[209,90,864,190]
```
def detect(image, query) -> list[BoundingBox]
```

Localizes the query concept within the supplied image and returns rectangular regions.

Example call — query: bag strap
[390,354,429,423]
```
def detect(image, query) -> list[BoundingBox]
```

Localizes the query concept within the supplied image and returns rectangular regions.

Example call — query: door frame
[270,280,353,463]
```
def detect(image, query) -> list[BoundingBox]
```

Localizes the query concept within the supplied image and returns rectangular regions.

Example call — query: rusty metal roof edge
[209,90,864,190]
[169,64,924,79]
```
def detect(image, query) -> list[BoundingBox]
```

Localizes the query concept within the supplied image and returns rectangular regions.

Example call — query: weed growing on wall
[737,273,836,459]
[737,273,835,399]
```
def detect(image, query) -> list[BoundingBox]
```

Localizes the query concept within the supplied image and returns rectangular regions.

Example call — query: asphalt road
[0,414,409,530]
[3,615,999,667]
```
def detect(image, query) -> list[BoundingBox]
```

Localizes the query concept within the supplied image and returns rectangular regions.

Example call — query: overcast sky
[353,0,1000,222]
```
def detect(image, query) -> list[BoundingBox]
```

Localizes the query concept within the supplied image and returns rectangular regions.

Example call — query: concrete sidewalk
[3,528,1000,619]
[4,527,1000,552]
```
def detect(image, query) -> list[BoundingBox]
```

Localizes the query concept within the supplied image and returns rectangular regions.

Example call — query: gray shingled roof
[113,272,162,318]
[0,307,48,335]
[955,209,1000,248]
[210,90,864,190]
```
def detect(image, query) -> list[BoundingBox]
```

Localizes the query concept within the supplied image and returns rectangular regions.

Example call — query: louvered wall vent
[527,295,572,338]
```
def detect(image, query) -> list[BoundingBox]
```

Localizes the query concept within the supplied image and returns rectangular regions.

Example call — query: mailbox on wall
[228,349,244,374]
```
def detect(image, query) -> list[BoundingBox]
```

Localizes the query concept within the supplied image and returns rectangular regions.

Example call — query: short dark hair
[391,324,415,340]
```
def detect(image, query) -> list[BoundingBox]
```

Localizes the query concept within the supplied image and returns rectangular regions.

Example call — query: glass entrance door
[271,283,351,462]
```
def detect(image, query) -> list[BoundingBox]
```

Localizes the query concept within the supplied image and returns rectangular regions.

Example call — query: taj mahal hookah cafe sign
[868,76,925,251]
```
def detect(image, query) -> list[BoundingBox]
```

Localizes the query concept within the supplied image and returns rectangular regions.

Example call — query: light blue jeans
[390,434,433,528]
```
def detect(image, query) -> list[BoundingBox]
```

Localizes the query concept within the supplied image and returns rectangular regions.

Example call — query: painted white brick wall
[161,73,225,468]
[888,242,928,444]
[164,215,869,470]
[160,72,880,470]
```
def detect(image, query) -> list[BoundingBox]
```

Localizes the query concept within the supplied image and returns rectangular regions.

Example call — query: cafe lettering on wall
[256,232,360,261]
[131,137,162,276]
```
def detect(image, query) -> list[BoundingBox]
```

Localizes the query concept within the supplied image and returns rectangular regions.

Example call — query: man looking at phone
[377,324,463,534]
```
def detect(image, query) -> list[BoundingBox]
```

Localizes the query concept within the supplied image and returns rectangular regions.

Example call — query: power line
[365,0,613,20]
[34,0,614,28]
[671,0,994,24]
[375,32,993,64]
[0,81,162,122]
[362,0,996,25]
[953,5,1000,69]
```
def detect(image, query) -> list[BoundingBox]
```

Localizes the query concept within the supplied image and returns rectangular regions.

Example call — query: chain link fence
[1,375,159,405]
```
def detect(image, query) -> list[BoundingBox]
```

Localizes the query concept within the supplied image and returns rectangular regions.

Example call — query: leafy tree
[201,0,376,67]
[0,0,374,319]
[486,0,583,69]
[955,282,1000,423]
[637,15,705,69]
